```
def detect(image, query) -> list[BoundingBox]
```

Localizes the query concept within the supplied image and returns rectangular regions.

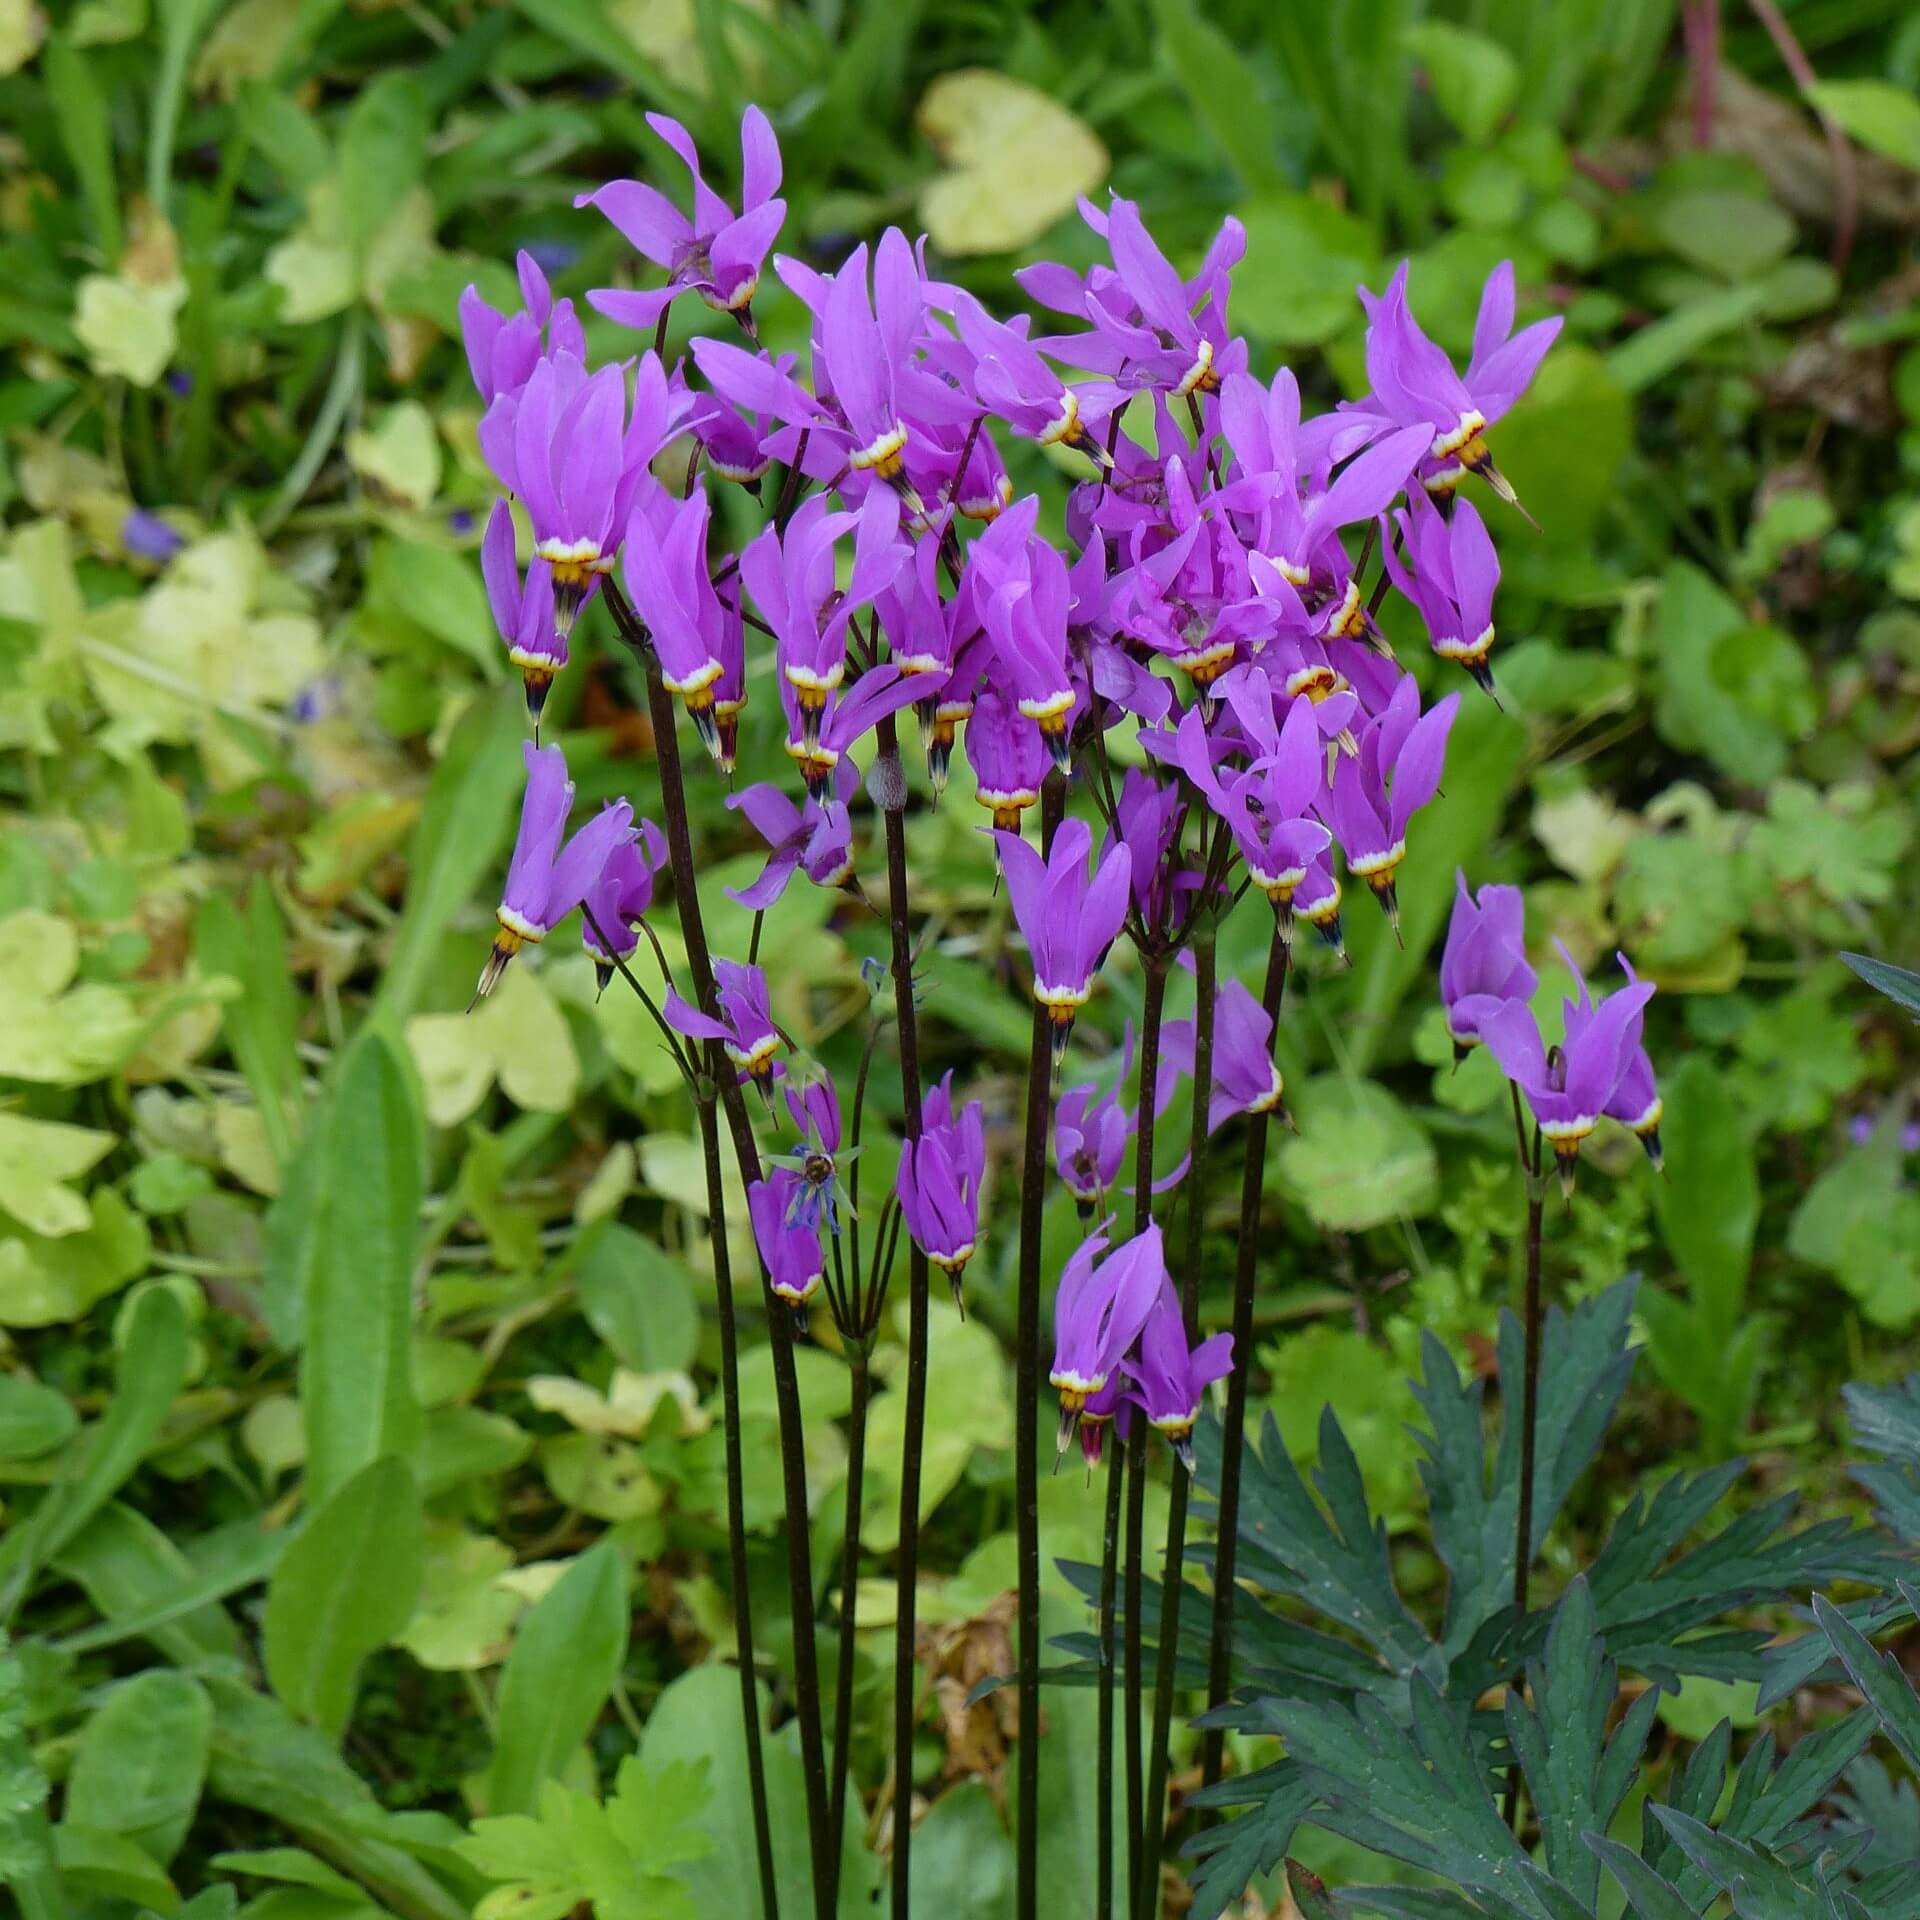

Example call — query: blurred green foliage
[3,0,1920,1912]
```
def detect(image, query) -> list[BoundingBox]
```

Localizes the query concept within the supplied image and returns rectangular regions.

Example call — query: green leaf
[1148,0,1290,192]
[337,74,428,269]
[639,1664,873,1915]
[1608,283,1766,394]
[487,1540,628,1817]
[52,1509,282,1658]
[370,696,525,1028]
[1277,1077,1436,1231]
[1586,1833,1697,1920]
[1236,194,1383,348]
[1842,951,1920,1019]
[204,1677,469,1920]
[53,1822,179,1913]
[572,1224,700,1375]
[1814,1594,1920,1773]
[861,1300,1013,1549]
[1415,1280,1639,1656]
[0,1110,116,1237]
[906,1781,1013,1919]
[1809,80,1920,170]
[1655,192,1795,281]
[0,1376,78,1459]
[66,1670,210,1864]
[299,1032,423,1507]
[365,539,498,671]
[264,1455,425,1741]
[1402,22,1520,144]
[1653,1055,1758,1345]
[195,881,301,1165]
[0,1286,190,1618]
[45,36,122,260]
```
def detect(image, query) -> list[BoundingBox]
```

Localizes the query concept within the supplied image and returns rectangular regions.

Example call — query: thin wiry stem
[879,708,936,1917]
[1199,918,1291,1798]
[605,576,832,1919]
[1503,1086,1546,1835]
[1014,773,1068,1920]
[598,921,776,1917]
[1124,950,1170,1916]
[1139,931,1216,1909]
[1096,1436,1125,1917]
[830,1346,871,1855]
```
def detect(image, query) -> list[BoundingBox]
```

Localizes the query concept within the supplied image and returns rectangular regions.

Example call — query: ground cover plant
[2,2,1920,1916]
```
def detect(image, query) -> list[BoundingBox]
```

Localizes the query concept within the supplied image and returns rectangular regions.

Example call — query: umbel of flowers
[450,102,1654,1920]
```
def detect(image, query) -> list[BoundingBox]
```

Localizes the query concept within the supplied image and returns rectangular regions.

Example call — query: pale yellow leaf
[917,70,1108,256]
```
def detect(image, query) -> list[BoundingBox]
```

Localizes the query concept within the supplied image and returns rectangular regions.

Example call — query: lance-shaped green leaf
[1585,1834,1697,1920]
[1815,1593,1920,1773]
[0,1286,190,1618]
[1416,1279,1638,1657]
[486,1540,629,1817]
[195,881,301,1165]
[1504,1578,1660,1909]
[264,1455,425,1740]
[1843,951,1920,1019]
[299,1031,423,1506]
[65,1669,211,1864]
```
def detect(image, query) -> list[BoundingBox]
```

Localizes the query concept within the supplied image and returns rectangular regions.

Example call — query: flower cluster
[1442,874,1664,1186]
[456,104,1585,1388]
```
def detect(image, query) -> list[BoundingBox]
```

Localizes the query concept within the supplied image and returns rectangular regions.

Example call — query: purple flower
[1481,947,1657,1183]
[481,500,565,723]
[624,481,737,761]
[1122,1281,1233,1470]
[1439,873,1535,1053]
[123,508,184,564]
[1571,953,1663,1169]
[664,958,784,1091]
[741,489,905,752]
[1169,676,1329,914]
[778,664,922,799]
[774,1076,846,1234]
[1322,680,1459,932]
[1026,197,1246,401]
[938,286,1116,454]
[580,822,669,990]
[725,761,860,909]
[1382,494,1501,694]
[579,107,784,332]
[995,816,1133,1060]
[1054,1029,1138,1217]
[1160,976,1285,1135]
[748,1172,825,1323]
[1073,1373,1130,1470]
[477,349,686,635]
[1358,260,1560,513]
[459,250,586,408]
[965,497,1078,766]
[965,685,1049,830]
[897,1074,988,1306]
[1295,852,1346,961]
[1049,1220,1168,1440]
[477,742,634,999]
[1103,768,1185,928]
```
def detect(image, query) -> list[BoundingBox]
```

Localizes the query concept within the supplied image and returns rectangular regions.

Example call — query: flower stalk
[1014,774,1067,1920]
[878,708,936,1914]
[1123,948,1169,1915]
[1199,919,1290,1794]
[609,578,836,1920]
[1139,928,1216,1909]
[1503,1082,1546,1833]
